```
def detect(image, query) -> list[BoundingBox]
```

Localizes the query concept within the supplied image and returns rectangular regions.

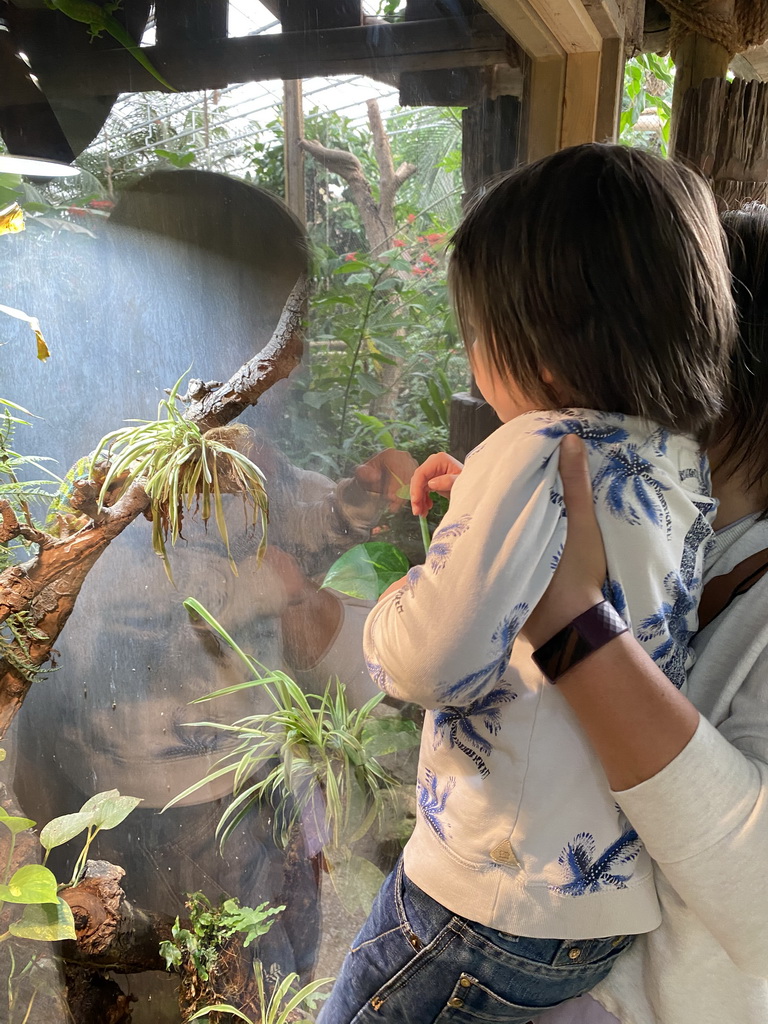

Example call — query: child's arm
[364,417,566,708]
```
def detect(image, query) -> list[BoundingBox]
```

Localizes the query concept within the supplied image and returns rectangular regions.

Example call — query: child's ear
[540,367,555,386]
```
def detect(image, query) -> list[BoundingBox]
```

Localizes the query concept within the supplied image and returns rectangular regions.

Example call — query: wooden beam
[521,53,566,159]
[480,0,564,59]
[560,48,601,145]
[15,14,512,97]
[155,0,228,47]
[594,34,623,141]
[481,0,601,54]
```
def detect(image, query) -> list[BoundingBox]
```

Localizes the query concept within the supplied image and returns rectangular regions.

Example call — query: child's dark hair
[717,204,768,506]
[449,143,735,438]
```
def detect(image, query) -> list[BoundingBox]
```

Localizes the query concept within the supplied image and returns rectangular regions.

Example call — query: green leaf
[9,896,76,941]
[322,542,409,600]
[0,808,36,836]
[326,852,385,915]
[39,811,93,852]
[79,790,142,830]
[189,1006,254,1023]
[361,716,420,757]
[0,864,58,904]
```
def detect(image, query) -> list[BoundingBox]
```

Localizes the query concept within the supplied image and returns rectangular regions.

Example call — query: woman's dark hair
[449,143,735,438]
[717,204,768,507]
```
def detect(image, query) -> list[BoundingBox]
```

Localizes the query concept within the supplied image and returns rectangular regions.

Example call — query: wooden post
[668,0,733,155]
[283,79,306,226]
[450,95,519,458]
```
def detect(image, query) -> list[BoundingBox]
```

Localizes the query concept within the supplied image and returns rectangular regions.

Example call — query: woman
[529,205,768,1022]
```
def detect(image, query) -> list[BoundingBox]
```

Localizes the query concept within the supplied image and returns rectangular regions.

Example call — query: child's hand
[410,452,464,515]
[353,449,418,513]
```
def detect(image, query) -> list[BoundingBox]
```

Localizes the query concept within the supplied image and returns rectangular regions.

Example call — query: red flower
[406,213,417,223]
[412,266,427,276]
[87,198,115,210]
[344,252,358,262]
[425,232,445,244]
[419,253,437,266]
[67,206,87,217]
[393,239,406,247]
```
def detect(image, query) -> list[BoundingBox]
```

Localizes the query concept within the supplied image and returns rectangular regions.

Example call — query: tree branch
[0,275,308,739]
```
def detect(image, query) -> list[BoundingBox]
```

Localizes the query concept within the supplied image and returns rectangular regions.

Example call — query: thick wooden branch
[0,276,308,738]
[60,860,173,973]
[300,139,390,251]
[367,99,417,239]
[180,273,308,431]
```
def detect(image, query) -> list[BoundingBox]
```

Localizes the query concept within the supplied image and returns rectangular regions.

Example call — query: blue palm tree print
[591,446,673,536]
[550,825,642,896]
[550,542,565,572]
[534,416,630,449]
[427,514,472,575]
[366,657,396,697]
[602,578,628,619]
[679,514,713,588]
[438,603,529,704]
[646,427,670,457]
[432,686,517,778]
[637,571,696,689]
[417,768,456,841]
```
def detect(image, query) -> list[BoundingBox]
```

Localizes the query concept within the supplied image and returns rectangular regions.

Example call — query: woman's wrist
[523,584,606,650]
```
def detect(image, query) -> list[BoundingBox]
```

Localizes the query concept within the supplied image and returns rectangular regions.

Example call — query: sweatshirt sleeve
[364,419,566,708]
[613,665,768,978]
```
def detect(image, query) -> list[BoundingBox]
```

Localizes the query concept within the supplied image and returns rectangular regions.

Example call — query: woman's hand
[523,435,607,648]
[410,452,464,516]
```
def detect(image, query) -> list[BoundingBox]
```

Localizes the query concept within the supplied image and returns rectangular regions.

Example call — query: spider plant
[91,375,268,579]
[165,599,419,909]
[188,959,332,1024]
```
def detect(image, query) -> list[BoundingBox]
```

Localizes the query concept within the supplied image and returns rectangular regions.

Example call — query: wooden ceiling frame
[480,0,627,160]
[2,12,513,100]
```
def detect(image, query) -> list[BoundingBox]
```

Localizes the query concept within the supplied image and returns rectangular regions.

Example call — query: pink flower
[406,213,417,224]
[412,266,427,276]
[419,253,437,266]
[393,239,406,247]
[425,232,445,244]
[344,252,358,262]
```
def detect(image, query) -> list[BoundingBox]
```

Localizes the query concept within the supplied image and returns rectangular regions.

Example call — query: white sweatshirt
[539,513,768,1023]
[364,409,716,939]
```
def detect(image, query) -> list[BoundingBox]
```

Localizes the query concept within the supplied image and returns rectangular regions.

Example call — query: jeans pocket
[433,972,562,1023]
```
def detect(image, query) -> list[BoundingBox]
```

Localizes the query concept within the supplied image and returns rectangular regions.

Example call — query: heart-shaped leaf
[0,808,36,836]
[322,542,409,601]
[40,811,93,853]
[0,864,58,904]
[9,897,76,941]
[79,790,142,830]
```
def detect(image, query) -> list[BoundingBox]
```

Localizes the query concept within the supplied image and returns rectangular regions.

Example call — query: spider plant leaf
[161,762,238,812]
[189,1004,253,1022]
[273,976,334,1024]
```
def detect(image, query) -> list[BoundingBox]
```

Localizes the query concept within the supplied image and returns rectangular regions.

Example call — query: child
[317,144,735,1024]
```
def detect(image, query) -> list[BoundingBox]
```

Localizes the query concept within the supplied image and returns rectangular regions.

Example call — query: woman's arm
[523,435,700,790]
[526,435,768,977]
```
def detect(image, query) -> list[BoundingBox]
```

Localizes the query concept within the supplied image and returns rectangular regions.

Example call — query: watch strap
[532,600,628,683]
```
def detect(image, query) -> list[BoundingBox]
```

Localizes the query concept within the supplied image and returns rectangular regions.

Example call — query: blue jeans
[318,859,634,1024]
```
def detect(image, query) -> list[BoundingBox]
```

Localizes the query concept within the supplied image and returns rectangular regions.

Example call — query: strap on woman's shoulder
[697,548,768,632]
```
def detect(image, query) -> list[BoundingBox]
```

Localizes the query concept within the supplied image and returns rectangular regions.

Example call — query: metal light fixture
[0,154,79,178]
